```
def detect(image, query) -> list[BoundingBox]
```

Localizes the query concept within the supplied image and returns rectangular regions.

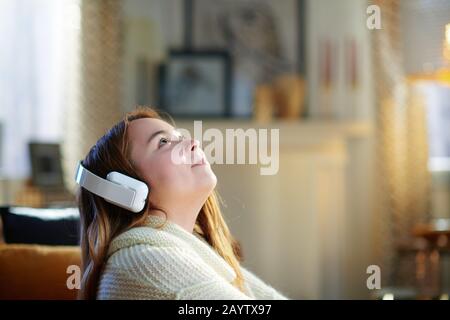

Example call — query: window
[0,0,80,178]
[423,84,450,172]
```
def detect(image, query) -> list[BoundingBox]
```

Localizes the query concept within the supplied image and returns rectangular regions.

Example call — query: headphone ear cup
[106,172,142,188]
[106,172,149,212]
[76,161,149,213]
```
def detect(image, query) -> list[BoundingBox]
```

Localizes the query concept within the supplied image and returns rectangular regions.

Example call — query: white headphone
[75,161,149,213]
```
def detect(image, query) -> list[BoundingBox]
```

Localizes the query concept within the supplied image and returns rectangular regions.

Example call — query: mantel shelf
[174,118,374,149]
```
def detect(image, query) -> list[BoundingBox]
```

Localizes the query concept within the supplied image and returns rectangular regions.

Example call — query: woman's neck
[148,200,203,233]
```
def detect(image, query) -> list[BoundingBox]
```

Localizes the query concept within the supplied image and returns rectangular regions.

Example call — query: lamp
[408,23,450,86]
[443,23,450,63]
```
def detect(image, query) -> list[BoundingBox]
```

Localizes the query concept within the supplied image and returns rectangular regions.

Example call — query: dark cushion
[0,207,80,246]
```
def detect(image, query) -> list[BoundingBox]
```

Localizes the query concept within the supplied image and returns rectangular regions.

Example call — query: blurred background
[0,0,449,300]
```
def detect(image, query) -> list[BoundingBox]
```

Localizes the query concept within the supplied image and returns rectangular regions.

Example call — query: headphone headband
[75,161,148,213]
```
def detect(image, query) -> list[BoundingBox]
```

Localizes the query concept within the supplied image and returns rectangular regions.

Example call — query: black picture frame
[158,50,232,118]
[28,142,65,189]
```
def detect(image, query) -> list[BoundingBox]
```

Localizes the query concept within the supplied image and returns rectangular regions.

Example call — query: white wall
[306,0,374,121]
[121,0,184,112]
[306,0,376,298]
[177,119,375,299]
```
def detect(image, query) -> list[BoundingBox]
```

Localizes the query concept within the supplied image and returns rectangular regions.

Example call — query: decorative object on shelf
[345,37,360,119]
[273,74,306,120]
[253,84,275,123]
[188,0,306,117]
[318,38,337,119]
[29,143,65,189]
[252,74,306,122]
[25,142,75,207]
[345,37,359,89]
[158,50,232,118]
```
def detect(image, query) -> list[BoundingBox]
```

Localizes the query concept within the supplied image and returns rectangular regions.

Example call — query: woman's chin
[197,167,217,191]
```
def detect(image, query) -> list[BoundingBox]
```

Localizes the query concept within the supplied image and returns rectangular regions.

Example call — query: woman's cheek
[155,156,183,183]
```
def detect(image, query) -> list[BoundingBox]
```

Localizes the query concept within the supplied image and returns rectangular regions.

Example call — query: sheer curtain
[372,0,432,291]
[0,0,80,179]
[63,0,123,190]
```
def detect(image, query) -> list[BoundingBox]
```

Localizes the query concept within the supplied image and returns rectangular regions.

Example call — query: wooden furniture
[0,243,81,299]
[412,220,450,298]
[14,179,75,208]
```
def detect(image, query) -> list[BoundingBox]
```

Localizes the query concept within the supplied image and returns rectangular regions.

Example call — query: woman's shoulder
[98,240,252,300]
[98,241,199,300]
[103,227,208,284]
[106,242,197,272]
[101,238,227,297]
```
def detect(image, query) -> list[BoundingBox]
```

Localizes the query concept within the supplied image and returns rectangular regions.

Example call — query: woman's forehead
[128,118,174,142]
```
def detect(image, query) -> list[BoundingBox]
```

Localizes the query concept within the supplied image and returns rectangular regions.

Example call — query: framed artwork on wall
[158,50,232,118]
[187,0,306,117]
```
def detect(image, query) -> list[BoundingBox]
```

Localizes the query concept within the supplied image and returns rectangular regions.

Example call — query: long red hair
[77,107,245,299]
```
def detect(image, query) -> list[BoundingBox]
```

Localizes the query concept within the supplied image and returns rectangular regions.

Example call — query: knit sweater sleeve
[241,266,289,300]
[103,244,253,300]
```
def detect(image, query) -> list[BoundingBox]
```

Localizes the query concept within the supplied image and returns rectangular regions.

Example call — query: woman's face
[127,118,217,210]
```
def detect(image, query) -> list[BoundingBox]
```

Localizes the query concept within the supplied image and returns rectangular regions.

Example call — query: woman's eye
[158,137,170,148]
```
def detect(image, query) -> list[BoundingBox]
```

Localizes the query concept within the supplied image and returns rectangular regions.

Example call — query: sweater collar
[107,214,237,283]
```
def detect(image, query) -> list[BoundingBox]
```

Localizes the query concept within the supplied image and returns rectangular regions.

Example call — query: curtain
[63,0,123,189]
[0,0,123,195]
[0,0,78,179]
[372,0,432,290]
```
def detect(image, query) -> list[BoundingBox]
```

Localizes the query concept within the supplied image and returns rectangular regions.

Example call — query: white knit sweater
[97,215,289,300]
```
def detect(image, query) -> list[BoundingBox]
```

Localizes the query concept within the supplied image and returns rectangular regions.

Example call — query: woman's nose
[179,138,199,153]
[189,139,199,151]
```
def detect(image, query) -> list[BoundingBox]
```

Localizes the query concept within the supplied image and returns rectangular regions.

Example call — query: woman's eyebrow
[147,129,170,144]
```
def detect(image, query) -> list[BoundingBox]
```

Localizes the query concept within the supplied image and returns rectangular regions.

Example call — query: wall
[177,119,375,299]
[306,0,375,298]
[306,0,374,121]
[121,0,184,112]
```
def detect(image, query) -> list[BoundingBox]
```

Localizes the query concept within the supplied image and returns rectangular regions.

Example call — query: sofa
[0,206,81,300]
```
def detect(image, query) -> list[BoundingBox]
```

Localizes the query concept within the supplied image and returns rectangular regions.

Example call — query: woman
[77,107,288,300]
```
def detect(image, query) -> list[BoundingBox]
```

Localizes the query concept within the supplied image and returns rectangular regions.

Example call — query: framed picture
[188,0,305,117]
[158,50,232,118]
[28,142,65,189]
